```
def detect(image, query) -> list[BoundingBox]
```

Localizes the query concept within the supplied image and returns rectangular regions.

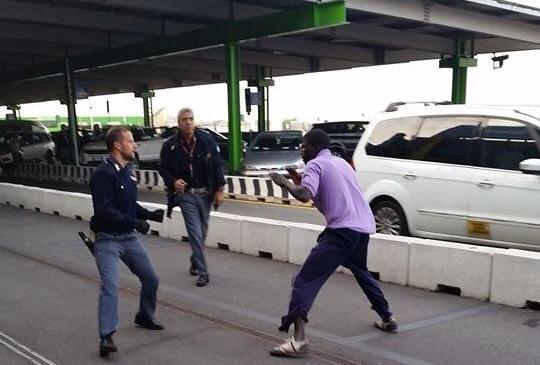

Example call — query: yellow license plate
[467,220,490,236]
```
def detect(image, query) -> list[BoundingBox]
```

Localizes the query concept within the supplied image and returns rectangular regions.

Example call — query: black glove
[134,220,150,235]
[147,209,164,223]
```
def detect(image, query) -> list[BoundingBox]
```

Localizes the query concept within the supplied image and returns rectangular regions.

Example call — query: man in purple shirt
[269,129,397,357]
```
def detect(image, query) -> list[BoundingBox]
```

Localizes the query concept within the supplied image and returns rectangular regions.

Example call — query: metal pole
[226,42,242,174]
[452,39,467,104]
[142,95,150,127]
[64,57,79,165]
[256,66,266,132]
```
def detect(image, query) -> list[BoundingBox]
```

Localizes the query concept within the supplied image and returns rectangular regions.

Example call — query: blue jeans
[279,228,392,332]
[178,193,212,275]
[94,232,159,338]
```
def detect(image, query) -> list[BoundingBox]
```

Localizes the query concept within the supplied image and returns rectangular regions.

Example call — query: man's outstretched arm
[270,173,312,203]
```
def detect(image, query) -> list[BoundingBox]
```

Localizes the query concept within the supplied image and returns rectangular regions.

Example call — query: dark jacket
[90,155,149,233]
[159,128,226,216]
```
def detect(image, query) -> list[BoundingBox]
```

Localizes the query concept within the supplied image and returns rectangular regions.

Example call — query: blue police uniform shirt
[90,155,149,233]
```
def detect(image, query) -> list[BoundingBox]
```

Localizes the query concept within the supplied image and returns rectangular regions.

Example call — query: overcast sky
[2,0,540,128]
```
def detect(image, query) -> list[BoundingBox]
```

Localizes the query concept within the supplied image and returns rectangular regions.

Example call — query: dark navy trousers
[279,228,392,332]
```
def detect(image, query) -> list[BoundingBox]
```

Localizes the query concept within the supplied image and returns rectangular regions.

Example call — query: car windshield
[250,133,301,151]
[131,127,160,141]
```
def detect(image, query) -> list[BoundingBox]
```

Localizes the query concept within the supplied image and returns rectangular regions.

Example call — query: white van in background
[352,103,540,251]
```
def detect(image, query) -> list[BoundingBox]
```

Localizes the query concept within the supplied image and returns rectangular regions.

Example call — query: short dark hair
[304,128,330,150]
[105,126,130,151]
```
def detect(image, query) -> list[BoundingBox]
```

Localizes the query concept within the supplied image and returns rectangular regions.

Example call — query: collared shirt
[89,155,149,233]
[159,128,225,193]
[301,149,375,234]
[180,134,207,188]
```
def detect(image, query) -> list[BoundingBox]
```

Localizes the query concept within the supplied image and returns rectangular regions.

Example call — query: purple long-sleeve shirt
[301,149,375,234]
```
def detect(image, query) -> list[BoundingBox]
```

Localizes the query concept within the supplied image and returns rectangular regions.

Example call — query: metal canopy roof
[0,0,539,105]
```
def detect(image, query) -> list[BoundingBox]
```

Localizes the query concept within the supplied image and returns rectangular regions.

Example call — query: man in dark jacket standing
[159,107,225,287]
[90,126,165,357]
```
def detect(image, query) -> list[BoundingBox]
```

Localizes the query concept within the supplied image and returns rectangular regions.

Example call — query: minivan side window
[479,119,540,171]
[409,117,481,165]
[365,117,421,159]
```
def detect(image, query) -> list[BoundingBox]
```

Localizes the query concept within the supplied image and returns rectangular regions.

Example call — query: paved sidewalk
[0,205,539,365]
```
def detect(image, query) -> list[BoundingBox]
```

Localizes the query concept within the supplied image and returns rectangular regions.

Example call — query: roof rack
[384,101,453,112]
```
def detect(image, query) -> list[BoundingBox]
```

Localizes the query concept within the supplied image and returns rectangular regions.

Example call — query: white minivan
[352,104,540,251]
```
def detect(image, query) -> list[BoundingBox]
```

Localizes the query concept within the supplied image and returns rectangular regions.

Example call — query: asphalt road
[1,205,539,365]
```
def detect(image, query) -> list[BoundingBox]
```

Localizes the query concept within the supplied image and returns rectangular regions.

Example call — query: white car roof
[372,104,540,127]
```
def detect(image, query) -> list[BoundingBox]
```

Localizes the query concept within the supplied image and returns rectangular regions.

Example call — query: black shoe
[189,265,198,276]
[134,317,165,330]
[196,274,209,287]
[99,335,117,357]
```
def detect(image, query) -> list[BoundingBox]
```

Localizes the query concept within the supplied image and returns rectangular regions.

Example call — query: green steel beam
[226,42,242,174]
[142,96,150,127]
[0,1,346,84]
[439,38,477,104]
[256,66,266,133]
[64,57,80,166]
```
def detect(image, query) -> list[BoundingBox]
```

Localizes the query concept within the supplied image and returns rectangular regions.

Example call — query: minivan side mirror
[519,159,540,175]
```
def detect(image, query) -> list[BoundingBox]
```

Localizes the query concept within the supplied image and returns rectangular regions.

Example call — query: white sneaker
[269,337,309,357]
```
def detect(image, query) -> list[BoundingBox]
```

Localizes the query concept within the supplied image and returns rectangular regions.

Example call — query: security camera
[492,54,509,69]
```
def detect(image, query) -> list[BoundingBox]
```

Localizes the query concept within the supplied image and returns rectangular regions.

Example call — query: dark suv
[311,121,369,161]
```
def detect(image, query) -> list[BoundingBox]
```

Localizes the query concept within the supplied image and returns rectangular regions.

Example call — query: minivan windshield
[250,133,301,151]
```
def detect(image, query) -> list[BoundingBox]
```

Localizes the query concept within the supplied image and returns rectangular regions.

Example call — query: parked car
[80,126,163,168]
[311,120,368,161]
[352,103,540,250]
[0,120,55,166]
[240,130,304,177]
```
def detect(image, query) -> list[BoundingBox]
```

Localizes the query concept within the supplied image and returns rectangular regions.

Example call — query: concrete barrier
[490,249,540,307]
[0,183,47,212]
[138,201,169,238]
[288,223,323,265]
[0,183,21,207]
[409,240,499,300]
[241,217,289,261]
[0,182,11,205]
[368,234,411,286]
[206,212,243,252]
[45,190,93,221]
[3,182,540,310]
[166,207,189,242]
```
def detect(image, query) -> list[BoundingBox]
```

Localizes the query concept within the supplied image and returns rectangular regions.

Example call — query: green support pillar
[7,104,21,120]
[142,96,150,127]
[226,42,242,174]
[256,66,266,133]
[136,90,155,127]
[64,57,79,166]
[439,38,477,104]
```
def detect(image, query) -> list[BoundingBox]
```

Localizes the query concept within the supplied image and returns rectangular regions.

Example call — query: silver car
[0,120,55,165]
[240,130,304,177]
[80,126,164,169]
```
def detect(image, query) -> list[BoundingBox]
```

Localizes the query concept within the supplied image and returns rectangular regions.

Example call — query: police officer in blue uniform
[159,107,226,287]
[90,126,165,357]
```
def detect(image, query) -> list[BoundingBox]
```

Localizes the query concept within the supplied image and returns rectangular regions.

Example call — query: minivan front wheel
[371,200,409,236]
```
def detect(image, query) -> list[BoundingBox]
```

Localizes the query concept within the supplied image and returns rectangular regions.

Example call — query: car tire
[371,199,410,236]
[45,149,55,164]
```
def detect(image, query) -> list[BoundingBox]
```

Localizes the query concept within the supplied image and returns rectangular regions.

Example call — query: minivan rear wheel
[371,200,409,236]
